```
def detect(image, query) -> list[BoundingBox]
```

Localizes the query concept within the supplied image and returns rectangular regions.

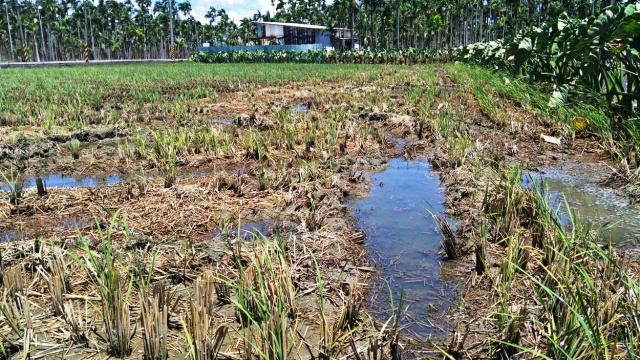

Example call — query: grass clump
[70,211,135,357]
[233,236,297,360]
[184,274,228,360]
[0,266,29,336]
[46,249,68,317]
[68,138,82,160]
[151,131,178,188]
[456,165,640,359]
[1,165,25,206]
[431,214,460,260]
[141,283,171,360]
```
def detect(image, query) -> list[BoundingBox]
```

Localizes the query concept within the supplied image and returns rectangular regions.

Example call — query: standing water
[0,173,121,192]
[525,164,640,243]
[353,158,456,338]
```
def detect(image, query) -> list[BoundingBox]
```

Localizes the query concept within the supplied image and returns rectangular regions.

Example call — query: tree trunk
[350,4,354,50]
[395,7,399,48]
[380,15,385,49]
[478,0,484,43]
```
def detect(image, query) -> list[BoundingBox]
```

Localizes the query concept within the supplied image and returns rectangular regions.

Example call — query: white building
[253,21,358,50]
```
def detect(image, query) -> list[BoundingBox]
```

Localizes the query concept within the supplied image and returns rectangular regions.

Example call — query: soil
[0,72,424,358]
[399,68,633,358]
[0,66,635,359]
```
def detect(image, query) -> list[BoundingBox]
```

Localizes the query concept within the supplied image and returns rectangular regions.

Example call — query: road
[0,58,189,68]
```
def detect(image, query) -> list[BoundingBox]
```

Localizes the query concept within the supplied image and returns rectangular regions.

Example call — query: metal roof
[253,21,327,30]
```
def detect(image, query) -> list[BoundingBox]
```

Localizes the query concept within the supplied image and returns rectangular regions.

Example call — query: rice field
[1,62,639,359]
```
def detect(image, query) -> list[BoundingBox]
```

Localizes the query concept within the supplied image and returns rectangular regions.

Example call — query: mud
[0,66,635,359]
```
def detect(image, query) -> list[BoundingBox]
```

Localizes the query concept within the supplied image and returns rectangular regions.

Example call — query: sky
[190,0,274,24]
[189,0,334,25]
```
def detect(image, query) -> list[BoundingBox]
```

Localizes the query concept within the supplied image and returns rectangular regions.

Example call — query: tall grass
[69,210,134,357]
[47,249,68,317]
[466,166,640,359]
[1,165,25,206]
[307,246,365,360]
[0,63,402,128]
[446,63,636,165]
[0,265,30,345]
[232,236,297,360]
[151,131,178,188]
[68,138,82,160]
[140,283,170,360]
[184,274,228,360]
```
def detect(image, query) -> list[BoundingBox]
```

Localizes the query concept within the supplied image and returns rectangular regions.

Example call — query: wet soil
[400,67,637,358]
[0,65,636,359]
[0,70,429,358]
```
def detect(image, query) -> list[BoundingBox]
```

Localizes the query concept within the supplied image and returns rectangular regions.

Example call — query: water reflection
[524,163,640,243]
[353,158,456,337]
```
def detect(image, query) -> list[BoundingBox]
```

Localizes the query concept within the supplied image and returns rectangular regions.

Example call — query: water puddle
[390,137,407,151]
[353,158,456,337]
[291,104,309,112]
[211,119,233,126]
[60,219,92,230]
[524,163,640,243]
[0,231,24,243]
[0,173,121,191]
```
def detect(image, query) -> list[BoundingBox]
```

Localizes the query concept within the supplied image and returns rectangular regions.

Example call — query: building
[253,21,358,50]
[196,21,358,53]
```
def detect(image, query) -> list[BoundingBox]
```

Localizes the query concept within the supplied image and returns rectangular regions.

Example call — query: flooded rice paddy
[353,158,456,337]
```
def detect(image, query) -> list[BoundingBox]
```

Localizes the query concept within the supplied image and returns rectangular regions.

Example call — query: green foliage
[69,210,135,358]
[190,48,439,65]
[68,139,82,160]
[449,5,639,116]
[151,130,178,188]
[446,62,637,163]
[470,166,640,359]
[0,63,392,128]
[231,235,297,360]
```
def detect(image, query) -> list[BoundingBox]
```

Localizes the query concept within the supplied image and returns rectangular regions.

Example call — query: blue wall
[196,44,325,53]
[315,31,332,48]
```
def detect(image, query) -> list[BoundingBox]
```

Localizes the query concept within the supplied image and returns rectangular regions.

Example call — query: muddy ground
[0,65,634,359]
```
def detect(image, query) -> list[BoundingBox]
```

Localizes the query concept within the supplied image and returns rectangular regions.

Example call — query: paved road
[0,59,189,68]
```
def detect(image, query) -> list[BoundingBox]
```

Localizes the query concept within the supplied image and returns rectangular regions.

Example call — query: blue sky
[189,0,334,24]
[190,0,274,24]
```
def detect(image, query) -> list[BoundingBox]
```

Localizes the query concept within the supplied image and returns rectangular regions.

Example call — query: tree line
[0,0,630,61]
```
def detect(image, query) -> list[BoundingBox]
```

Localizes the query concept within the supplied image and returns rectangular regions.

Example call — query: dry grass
[0,65,429,359]
[46,249,68,317]
[141,283,170,360]
[185,275,228,360]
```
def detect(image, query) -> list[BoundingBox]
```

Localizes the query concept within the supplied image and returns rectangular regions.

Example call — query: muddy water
[353,158,456,338]
[0,173,121,191]
[525,163,640,243]
[0,231,23,242]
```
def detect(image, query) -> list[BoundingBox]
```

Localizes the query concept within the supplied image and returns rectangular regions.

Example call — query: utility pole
[168,0,174,60]
[37,4,45,61]
[4,2,14,60]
